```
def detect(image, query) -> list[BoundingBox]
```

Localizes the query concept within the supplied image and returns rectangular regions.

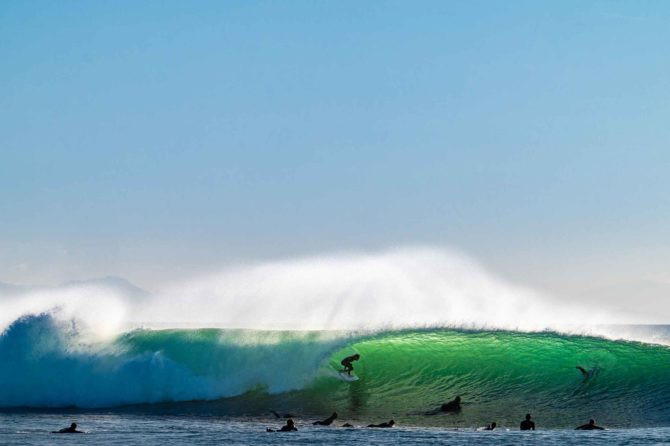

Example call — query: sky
[1,1,669,306]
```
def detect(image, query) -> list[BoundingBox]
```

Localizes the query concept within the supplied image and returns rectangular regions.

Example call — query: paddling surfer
[267,419,297,432]
[52,423,83,434]
[575,419,605,430]
[313,412,338,426]
[367,420,395,428]
[441,395,462,412]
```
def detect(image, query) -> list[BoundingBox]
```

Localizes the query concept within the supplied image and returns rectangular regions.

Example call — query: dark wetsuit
[367,420,395,428]
[576,421,604,430]
[53,426,83,434]
[267,420,297,432]
[341,354,359,374]
[520,419,535,430]
[313,413,338,426]
[441,396,461,412]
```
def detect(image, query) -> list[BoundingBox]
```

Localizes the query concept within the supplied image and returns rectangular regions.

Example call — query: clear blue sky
[1,1,669,296]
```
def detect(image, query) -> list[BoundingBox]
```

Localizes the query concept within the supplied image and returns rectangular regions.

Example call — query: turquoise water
[2,314,670,444]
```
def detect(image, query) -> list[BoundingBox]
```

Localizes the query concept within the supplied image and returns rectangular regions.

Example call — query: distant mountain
[1,276,152,300]
[59,276,152,300]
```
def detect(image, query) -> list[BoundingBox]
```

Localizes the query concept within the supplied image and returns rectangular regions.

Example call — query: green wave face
[307,330,670,428]
[3,314,669,428]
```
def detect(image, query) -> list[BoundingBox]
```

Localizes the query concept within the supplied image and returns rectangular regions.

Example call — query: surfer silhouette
[441,395,462,412]
[575,419,605,430]
[484,422,497,430]
[341,353,360,375]
[576,366,591,380]
[52,423,83,434]
[367,420,395,428]
[313,412,338,426]
[520,413,535,430]
[267,419,297,432]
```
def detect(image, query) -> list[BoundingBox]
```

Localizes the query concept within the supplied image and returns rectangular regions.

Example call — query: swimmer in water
[520,413,535,430]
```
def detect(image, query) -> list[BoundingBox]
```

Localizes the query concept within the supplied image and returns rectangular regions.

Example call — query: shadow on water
[346,378,369,415]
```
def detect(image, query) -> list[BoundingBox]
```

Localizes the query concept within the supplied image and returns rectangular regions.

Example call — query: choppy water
[1,414,670,445]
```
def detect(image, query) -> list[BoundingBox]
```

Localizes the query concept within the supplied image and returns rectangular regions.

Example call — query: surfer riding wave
[340,353,360,376]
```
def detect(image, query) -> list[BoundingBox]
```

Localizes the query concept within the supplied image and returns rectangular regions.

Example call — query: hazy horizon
[2,1,669,321]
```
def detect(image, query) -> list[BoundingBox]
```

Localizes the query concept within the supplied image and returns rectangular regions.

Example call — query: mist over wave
[0,247,624,336]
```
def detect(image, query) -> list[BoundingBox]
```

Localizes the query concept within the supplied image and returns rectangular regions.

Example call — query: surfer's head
[589,419,596,426]
[389,420,395,426]
[354,354,360,359]
[287,419,295,426]
[70,423,77,429]
[525,414,532,420]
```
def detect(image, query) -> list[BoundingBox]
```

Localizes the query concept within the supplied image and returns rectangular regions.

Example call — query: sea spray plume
[0,247,650,339]
[148,247,612,331]
[0,279,132,336]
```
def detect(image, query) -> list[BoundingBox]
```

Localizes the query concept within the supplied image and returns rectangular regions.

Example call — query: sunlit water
[1,414,669,445]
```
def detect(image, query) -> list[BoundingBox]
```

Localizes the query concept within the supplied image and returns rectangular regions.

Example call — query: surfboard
[338,371,359,382]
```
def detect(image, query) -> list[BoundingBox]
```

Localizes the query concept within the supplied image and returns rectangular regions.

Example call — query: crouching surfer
[341,353,360,376]
[267,419,297,432]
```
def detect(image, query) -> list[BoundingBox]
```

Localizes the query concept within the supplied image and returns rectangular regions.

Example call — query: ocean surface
[1,415,670,445]
[1,314,669,444]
